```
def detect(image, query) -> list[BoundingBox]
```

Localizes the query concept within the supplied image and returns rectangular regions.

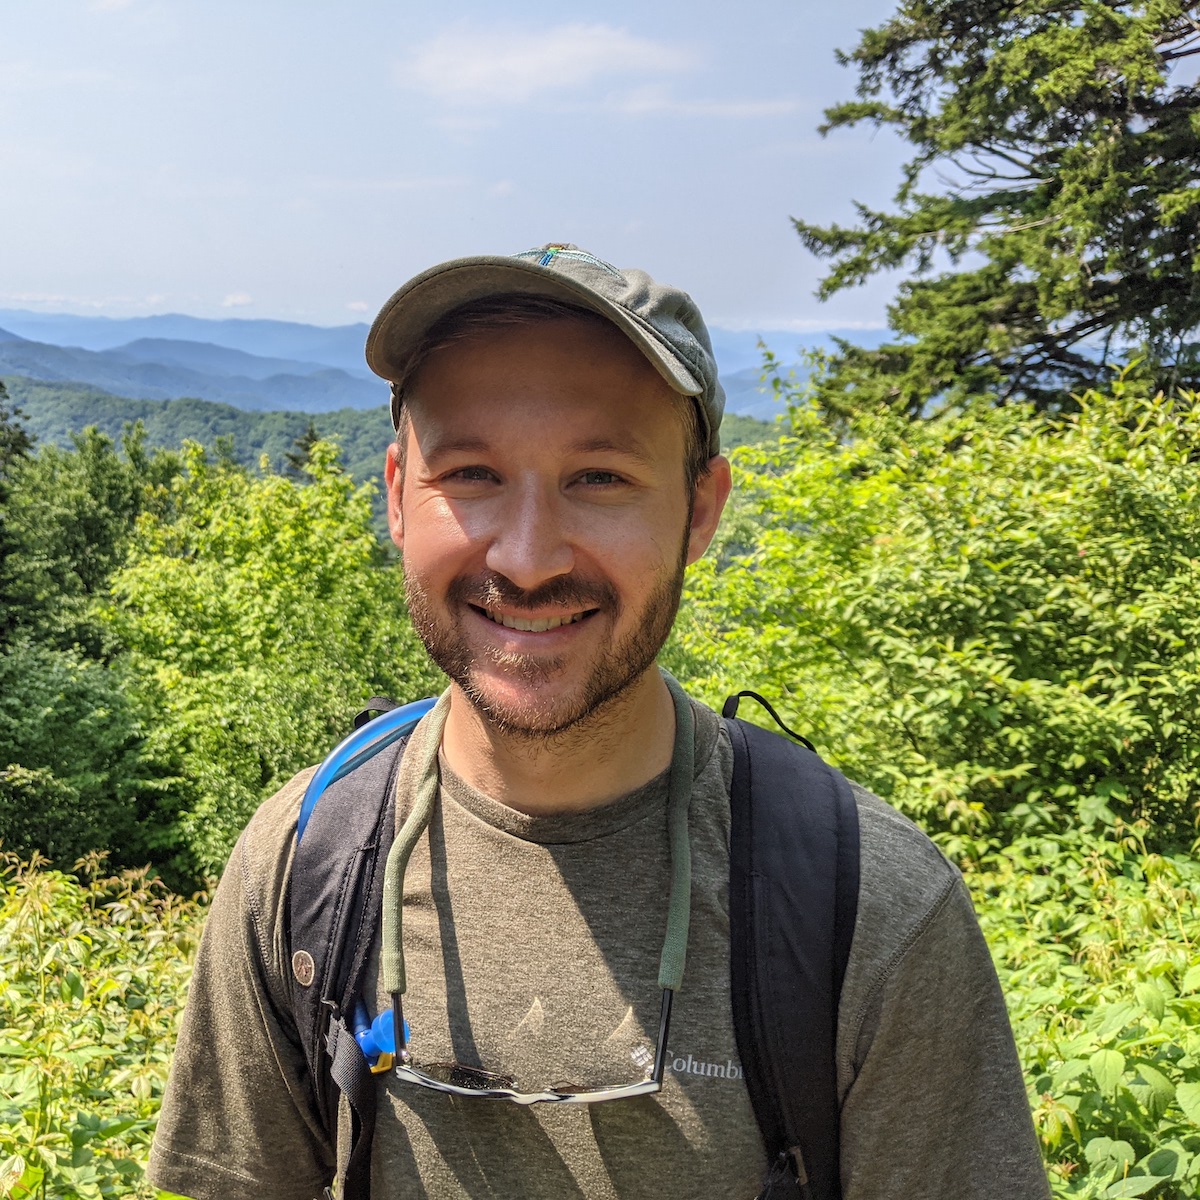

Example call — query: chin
[456,668,634,741]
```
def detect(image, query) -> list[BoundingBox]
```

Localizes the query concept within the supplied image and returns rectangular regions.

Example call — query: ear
[685,455,732,566]
[384,441,404,551]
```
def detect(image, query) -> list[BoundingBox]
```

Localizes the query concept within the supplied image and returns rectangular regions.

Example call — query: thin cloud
[222,292,253,308]
[399,23,696,105]
[91,0,137,9]
[611,86,802,119]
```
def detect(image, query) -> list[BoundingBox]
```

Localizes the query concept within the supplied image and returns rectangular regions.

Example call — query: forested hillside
[3,377,778,490]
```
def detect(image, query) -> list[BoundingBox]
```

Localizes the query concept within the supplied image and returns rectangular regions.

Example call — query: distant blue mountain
[0,309,890,418]
[0,311,372,377]
[0,328,384,412]
[108,338,344,382]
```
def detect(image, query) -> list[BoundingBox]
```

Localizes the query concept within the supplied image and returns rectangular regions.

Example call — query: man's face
[385,317,729,738]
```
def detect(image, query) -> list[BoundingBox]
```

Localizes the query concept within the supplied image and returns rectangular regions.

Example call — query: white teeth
[483,610,587,632]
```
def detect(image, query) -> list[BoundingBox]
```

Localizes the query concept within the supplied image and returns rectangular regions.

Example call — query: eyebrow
[566,436,657,466]
[418,434,658,467]
[416,435,491,464]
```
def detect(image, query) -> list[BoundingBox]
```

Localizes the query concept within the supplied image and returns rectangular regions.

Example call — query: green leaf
[1103,1177,1169,1198]
[1177,1081,1200,1127]
[1142,1142,1191,1182]
[1052,1058,1090,1089]
[1181,965,1200,995]
[1085,1136,1136,1173]
[1090,1049,1126,1097]
[1128,1063,1174,1119]
[1094,1003,1141,1039]
[1134,981,1165,1021]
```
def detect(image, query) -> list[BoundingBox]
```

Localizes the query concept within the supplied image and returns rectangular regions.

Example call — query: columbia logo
[671,1053,744,1080]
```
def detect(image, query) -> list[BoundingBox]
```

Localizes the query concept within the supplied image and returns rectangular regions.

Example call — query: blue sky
[1,0,905,332]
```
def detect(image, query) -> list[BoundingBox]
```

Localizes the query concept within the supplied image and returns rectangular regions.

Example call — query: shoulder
[839,781,986,1072]
[850,781,962,936]
[218,766,316,982]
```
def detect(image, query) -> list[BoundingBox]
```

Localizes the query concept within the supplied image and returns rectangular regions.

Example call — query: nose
[484,479,575,591]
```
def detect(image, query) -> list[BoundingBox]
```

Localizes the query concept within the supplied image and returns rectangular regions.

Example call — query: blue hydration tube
[295,696,437,843]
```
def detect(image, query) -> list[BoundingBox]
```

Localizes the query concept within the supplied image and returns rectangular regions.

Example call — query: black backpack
[287,693,860,1200]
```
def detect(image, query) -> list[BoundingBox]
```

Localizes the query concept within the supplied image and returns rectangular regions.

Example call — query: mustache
[446,572,618,614]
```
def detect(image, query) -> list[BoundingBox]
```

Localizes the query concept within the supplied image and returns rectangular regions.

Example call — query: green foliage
[719,411,779,453]
[0,852,205,1200]
[1,425,178,656]
[104,440,442,877]
[3,376,394,518]
[284,418,325,478]
[972,829,1200,1196]
[0,382,34,476]
[796,1,1200,414]
[0,641,178,869]
[672,380,1200,849]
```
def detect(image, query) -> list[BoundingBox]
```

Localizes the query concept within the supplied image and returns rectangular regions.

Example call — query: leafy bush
[0,641,178,870]
[0,852,205,1199]
[1,426,177,657]
[672,382,1200,849]
[105,440,443,877]
[972,829,1200,1197]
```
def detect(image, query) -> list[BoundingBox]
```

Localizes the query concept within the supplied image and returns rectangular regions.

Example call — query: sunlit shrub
[673,382,1200,850]
[0,852,205,1199]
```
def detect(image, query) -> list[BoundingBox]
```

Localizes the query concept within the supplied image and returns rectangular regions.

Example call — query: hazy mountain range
[0,309,888,422]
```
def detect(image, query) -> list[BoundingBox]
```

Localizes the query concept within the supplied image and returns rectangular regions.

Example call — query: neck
[440,668,678,816]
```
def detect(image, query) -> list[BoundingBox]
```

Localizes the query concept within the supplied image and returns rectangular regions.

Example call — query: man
[149,244,1049,1199]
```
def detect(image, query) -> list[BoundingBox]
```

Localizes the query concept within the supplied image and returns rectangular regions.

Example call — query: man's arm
[839,870,1050,1199]
[148,777,335,1200]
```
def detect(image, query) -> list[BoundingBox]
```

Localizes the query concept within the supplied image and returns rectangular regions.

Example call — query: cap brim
[365,256,704,402]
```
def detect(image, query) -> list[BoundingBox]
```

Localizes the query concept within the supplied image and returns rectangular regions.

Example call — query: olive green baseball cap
[365,242,726,456]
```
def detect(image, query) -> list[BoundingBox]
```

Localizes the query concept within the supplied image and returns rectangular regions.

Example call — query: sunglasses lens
[420,1062,517,1090]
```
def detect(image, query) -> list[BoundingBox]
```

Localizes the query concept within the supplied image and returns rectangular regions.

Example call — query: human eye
[445,465,496,484]
[576,469,624,488]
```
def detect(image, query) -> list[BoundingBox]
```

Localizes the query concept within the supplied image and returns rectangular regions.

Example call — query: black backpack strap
[725,712,861,1200]
[353,696,400,729]
[287,732,410,1200]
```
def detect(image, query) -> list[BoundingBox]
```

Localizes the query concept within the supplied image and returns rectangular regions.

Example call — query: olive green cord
[658,672,694,992]
[380,671,696,1002]
[380,690,450,997]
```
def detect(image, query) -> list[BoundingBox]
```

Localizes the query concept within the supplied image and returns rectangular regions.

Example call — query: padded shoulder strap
[725,716,860,1200]
[286,734,410,1179]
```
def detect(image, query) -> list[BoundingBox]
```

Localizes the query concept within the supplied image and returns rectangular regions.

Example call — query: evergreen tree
[285,419,330,477]
[796,0,1200,415]
[0,384,35,644]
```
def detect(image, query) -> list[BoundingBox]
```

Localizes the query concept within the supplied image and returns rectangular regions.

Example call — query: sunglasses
[372,674,697,1107]
[387,989,674,1105]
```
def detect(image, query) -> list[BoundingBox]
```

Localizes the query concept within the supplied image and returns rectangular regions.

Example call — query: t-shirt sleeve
[838,873,1050,1200]
[148,776,335,1200]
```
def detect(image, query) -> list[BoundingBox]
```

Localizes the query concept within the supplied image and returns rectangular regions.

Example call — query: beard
[403,550,687,740]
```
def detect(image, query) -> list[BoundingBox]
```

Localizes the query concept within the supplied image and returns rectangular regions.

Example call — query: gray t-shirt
[148,697,1049,1200]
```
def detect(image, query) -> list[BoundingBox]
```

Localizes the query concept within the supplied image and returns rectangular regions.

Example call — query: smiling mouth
[474,606,597,633]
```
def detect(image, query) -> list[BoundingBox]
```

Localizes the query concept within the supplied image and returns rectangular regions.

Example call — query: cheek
[399,497,479,578]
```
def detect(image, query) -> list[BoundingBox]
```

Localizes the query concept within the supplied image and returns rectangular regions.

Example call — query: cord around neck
[379,672,696,1000]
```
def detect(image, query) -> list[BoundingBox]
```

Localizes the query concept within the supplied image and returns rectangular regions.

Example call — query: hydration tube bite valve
[353,999,409,1074]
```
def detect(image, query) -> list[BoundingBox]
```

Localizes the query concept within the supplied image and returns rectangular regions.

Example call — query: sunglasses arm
[651,989,674,1086]
[392,992,409,1062]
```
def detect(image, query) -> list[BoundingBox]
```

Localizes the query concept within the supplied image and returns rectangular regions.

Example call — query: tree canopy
[797,0,1200,415]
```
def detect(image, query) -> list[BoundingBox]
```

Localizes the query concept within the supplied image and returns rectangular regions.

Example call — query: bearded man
[149,244,1049,1200]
